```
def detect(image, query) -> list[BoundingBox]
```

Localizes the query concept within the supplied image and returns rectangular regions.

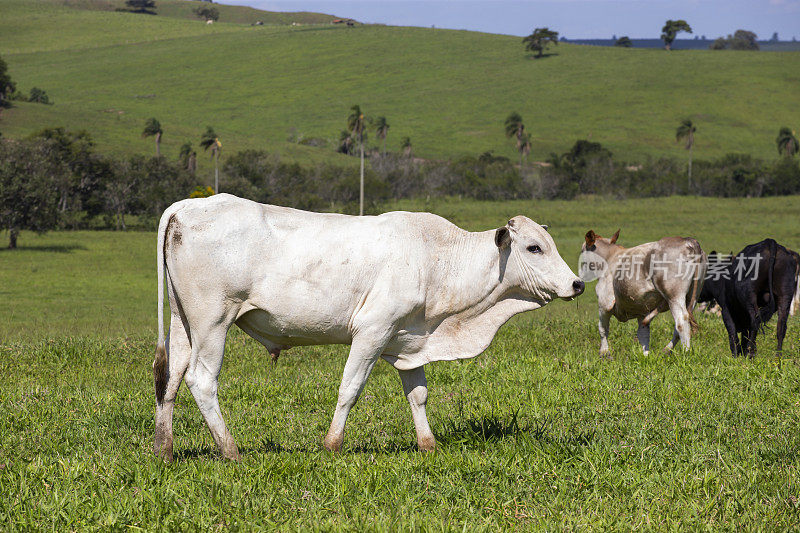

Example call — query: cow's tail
[686,241,705,334]
[153,209,171,405]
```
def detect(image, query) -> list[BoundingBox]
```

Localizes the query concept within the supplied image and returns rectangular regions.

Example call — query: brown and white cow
[580,229,707,356]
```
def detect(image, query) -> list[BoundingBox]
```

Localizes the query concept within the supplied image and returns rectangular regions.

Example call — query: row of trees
[140,119,221,190]
[0,129,196,247]
[710,30,759,50]
[522,20,693,57]
[3,125,800,248]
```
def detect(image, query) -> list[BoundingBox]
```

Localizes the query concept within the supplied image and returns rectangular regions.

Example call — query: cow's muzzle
[562,279,585,300]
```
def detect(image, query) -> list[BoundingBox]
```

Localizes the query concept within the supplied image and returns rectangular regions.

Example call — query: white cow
[153,194,585,461]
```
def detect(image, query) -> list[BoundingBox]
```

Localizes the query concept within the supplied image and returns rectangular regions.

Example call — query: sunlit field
[2,0,798,172]
[2,196,799,529]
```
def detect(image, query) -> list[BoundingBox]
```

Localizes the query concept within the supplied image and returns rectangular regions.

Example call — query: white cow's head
[495,216,585,302]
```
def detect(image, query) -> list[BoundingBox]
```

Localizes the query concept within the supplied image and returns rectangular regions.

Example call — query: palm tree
[338,130,354,155]
[374,116,389,155]
[505,112,528,176]
[675,119,696,190]
[142,118,163,157]
[401,136,412,157]
[200,126,221,193]
[776,127,799,158]
[518,132,532,175]
[179,142,196,173]
[347,105,366,215]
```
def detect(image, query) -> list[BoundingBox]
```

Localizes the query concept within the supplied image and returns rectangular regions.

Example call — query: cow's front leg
[324,332,388,452]
[636,318,651,356]
[598,309,612,356]
[399,366,435,452]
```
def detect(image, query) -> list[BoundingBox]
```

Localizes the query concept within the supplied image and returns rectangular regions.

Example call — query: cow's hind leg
[665,298,692,352]
[324,330,389,452]
[185,323,240,460]
[154,313,192,462]
[399,366,435,452]
[775,294,793,355]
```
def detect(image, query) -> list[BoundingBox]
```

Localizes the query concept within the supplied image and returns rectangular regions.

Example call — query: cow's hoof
[642,350,650,357]
[323,434,343,453]
[417,436,436,452]
[223,445,241,462]
[153,440,174,463]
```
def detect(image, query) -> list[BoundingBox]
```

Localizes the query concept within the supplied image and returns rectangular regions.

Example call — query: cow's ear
[610,228,620,244]
[495,226,511,249]
[585,230,596,247]
[541,224,549,232]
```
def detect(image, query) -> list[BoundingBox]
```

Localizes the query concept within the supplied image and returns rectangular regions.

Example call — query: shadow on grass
[438,412,597,449]
[0,244,87,254]
[525,52,559,60]
[438,411,531,444]
[170,415,596,460]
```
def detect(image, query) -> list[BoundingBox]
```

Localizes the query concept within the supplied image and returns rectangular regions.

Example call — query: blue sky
[218,0,800,39]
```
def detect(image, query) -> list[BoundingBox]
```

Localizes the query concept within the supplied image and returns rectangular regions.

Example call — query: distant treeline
[1,128,799,244]
[564,38,800,51]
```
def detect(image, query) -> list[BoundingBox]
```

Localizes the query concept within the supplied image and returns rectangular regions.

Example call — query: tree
[347,105,366,215]
[710,30,760,51]
[200,126,221,193]
[142,117,163,157]
[776,127,799,158]
[179,142,196,172]
[522,28,559,58]
[193,5,219,22]
[518,133,532,174]
[730,30,759,50]
[28,127,95,214]
[615,36,633,47]
[676,119,696,189]
[373,116,389,155]
[337,130,354,155]
[661,20,692,50]
[0,55,15,110]
[125,0,156,14]
[401,136,412,157]
[504,112,529,175]
[0,139,64,248]
[28,87,50,104]
[710,37,728,50]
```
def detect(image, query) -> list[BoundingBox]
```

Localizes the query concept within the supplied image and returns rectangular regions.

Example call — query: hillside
[59,0,339,25]
[1,0,799,173]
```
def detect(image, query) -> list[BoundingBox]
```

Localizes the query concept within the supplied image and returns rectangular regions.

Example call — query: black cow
[698,239,798,357]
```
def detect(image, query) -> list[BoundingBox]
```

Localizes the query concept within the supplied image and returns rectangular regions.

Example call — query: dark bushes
[2,131,799,238]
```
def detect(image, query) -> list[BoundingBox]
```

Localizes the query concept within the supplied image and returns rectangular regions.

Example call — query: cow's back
[162,195,459,343]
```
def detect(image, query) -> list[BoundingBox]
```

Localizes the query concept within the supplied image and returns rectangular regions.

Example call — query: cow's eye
[527,245,542,254]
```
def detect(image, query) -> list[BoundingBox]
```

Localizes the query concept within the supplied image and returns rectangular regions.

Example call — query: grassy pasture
[1,0,799,176]
[2,196,800,529]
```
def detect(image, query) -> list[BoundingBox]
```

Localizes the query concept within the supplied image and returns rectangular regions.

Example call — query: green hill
[1,0,799,172]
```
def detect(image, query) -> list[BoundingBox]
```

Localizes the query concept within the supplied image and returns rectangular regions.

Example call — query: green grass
[1,0,799,178]
[2,196,800,528]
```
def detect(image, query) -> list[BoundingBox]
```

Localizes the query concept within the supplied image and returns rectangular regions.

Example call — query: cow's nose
[572,279,585,295]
